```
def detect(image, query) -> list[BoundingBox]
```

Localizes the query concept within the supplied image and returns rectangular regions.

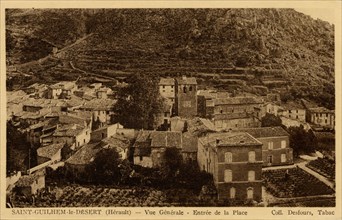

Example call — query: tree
[113,73,164,130]
[287,125,317,157]
[87,148,122,184]
[261,113,282,127]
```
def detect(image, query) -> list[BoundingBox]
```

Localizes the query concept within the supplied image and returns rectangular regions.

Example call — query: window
[164,112,168,117]
[171,85,174,88]
[225,152,233,163]
[248,171,255,181]
[140,156,143,161]
[102,133,105,138]
[183,86,187,93]
[171,90,173,93]
[163,85,165,89]
[296,115,298,119]
[281,154,286,163]
[157,152,161,158]
[220,110,223,113]
[162,90,165,93]
[281,140,286,148]
[325,119,328,124]
[224,170,232,182]
[248,151,255,162]
[268,142,273,150]
[230,187,236,199]
[267,155,273,164]
[189,86,193,91]
[247,187,254,199]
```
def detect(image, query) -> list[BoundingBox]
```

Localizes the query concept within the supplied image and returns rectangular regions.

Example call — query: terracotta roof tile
[200,132,262,147]
[37,143,64,159]
[159,78,175,85]
[65,142,103,165]
[239,126,289,138]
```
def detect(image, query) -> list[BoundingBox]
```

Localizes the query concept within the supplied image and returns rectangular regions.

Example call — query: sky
[294,8,335,24]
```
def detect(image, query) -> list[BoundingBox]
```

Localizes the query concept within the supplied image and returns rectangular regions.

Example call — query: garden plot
[262,167,335,198]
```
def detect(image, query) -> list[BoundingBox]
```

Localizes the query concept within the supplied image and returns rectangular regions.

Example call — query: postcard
[1,1,341,219]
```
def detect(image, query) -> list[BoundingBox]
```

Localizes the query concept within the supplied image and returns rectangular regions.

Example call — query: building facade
[240,127,293,167]
[159,78,176,103]
[198,132,263,202]
[307,107,335,129]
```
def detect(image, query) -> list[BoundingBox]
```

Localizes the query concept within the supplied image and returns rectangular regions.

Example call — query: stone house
[239,127,293,166]
[14,169,45,196]
[65,142,103,174]
[90,123,123,142]
[78,99,116,125]
[213,96,264,115]
[198,132,263,202]
[52,124,91,158]
[47,81,77,99]
[197,89,230,118]
[102,134,131,160]
[213,112,261,130]
[133,131,182,168]
[279,101,306,122]
[159,78,176,103]
[37,143,64,165]
[307,107,335,129]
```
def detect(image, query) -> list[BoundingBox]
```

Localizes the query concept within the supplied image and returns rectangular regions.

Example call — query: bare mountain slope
[6,9,335,109]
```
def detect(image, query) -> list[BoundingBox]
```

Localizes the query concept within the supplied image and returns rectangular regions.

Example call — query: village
[6,76,335,207]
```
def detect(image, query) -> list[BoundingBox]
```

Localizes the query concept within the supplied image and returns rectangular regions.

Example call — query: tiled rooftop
[239,126,289,138]
[309,107,334,113]
[187,117,217,136]
[150,131,182,148]
[214,97,263,105]
[50,81,76,90]
[159,78,175,86]
[16,170,44,187]
[81,99,116,110]
[37,143,64,159]
[281,101,305,110]
[53,124,86,137]
[65,142,103,165]
[200,132,262,147]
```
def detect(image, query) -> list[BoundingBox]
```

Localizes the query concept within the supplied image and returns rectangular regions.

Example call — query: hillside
[6,9,335,109]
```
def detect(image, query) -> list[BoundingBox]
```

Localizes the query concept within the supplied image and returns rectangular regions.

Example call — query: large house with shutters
[239,127,293,167]
[198,132,263,202]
